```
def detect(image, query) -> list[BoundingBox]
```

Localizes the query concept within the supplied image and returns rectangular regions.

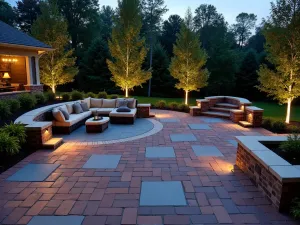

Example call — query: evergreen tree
[169,9,209,105]
[77,38,114,93]
[14,0,41,33]
[107,0,151,97]
[0,0,16,26]
[236,50,260,99]
[140,0,168,97]
[99,6,115,41]
[31,0,77,94]
[257,0,300,123]
[160,15,183,57]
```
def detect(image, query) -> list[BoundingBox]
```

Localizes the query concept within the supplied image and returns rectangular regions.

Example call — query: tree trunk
[125,86,128,98]
[286,97,292,124]
[52,86,56,94]
[185,91,189,105]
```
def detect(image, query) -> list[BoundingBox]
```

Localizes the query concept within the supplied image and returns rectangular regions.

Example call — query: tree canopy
[0,0,15,26]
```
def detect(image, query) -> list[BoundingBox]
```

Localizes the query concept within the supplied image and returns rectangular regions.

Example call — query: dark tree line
[1,0,266,100]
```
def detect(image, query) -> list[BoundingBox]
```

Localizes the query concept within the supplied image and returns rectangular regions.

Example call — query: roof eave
[0,42,54,52]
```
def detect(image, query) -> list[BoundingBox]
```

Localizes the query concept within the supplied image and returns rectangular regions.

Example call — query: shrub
[279,134,300,157]
[291,198,300,219]
[155,100,167,109]
[34,93,46,104]
[272,120,287,133]
[0,101,12,120]
[61,93,70,101]
[44,91,55,101]
[85,92,96,98]
[2,122,26,145]
[5,99,20,113]
[0,132,20,155]
[71,90,84,100]
[262,118,273,130]
[98,91,108,99]
[168,102,179,110]
[288,125,300,134]
[110,94,118,99]
[18,93,37,110]
[178,103,189,112]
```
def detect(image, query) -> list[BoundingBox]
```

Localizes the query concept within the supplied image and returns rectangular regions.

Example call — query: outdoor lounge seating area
[51,98,137,134]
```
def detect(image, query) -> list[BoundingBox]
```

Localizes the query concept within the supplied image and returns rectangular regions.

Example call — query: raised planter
[235,136,300,212]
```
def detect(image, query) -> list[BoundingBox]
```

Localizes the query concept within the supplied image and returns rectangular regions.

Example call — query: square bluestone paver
[170,134,197,142]
[83,154,121,169]
[201,118,224,123]
[28,216,84,225]
[227,139,238,147]
[160,118,180,123]
[140,181,187,206]
[189,124,211,130]
[7,164,59,182]
[192,145,224,157]
[146,147,175,158]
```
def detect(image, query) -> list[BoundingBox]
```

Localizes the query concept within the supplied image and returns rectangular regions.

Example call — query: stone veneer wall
[236,144,300,212]
[26,126,52,149]
[0,91,30,100]
[246,110,263,127]
[24,84,43,92]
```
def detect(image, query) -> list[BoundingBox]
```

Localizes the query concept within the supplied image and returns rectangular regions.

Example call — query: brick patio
[0,110,298,225]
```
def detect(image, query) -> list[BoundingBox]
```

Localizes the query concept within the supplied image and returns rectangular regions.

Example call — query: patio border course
[235,135,300,212]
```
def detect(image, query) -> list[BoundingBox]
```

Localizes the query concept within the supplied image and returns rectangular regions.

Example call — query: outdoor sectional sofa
[51,98,137,134]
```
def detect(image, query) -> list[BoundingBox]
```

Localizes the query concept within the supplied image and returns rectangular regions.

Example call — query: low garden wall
[235,136,300,212]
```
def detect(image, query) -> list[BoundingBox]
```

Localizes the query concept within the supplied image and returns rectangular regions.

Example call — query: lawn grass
[131,96,300,122]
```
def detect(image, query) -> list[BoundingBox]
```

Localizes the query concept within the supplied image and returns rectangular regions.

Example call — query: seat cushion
[90,108,114,114]
[102,99,116,108]
[109,108,137,118]
[90,98,103,108]
[53,111,92,127]
[82,98,91,108]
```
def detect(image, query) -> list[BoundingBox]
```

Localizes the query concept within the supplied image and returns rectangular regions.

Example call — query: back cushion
[52,108,66,122]
[66,104,74,114]
[91,98,103,108]
[102,99,116,108]
[127,98,136,109]
[116,98,128,108]
[82,97,91,108]
[60,105,69,115]
[73,102,83,114]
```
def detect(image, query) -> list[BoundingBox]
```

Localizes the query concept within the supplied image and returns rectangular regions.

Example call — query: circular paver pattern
[55,118,163,145]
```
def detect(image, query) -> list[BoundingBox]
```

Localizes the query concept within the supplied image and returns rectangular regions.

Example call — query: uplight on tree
[169,8,209,105]
[107,0,151,97]
[257,0,300,124]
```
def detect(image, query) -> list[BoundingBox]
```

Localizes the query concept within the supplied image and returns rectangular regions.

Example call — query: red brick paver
[0,110,295,224]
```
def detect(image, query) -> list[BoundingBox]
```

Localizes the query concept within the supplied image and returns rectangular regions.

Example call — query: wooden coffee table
[85,117,109,133]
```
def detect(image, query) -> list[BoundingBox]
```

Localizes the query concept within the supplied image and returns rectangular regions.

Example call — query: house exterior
[0,21,53,99]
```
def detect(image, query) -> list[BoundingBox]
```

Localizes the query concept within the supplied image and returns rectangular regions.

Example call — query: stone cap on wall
[235,135,300,182]
[245,106,264,112]
[205,96,252,105]
[25,121,52,131]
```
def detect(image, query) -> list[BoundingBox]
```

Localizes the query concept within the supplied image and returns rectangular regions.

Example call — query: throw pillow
[102,99,116,108]
[90,98,103,108]
[52,108,66,122]
[80,102,89,112]
[116,107,131,112]
[66,104,73,114]
[59,107,69,120]
[73,102,83,114]
[116,99,128,108]
[127,98,136,109]
[82,97,91,108]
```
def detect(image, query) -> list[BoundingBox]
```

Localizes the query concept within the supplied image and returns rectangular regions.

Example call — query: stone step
[201,111,230,119]
[210,107,232,113]
[215,103,239,109]
[43,138,63,150]
[239,121,253,128]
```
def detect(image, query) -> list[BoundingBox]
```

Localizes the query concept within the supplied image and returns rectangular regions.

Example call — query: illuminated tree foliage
[107,0,151,97]
[258,0,300,123]
[31,0,77,93]
[169,9,209,105]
